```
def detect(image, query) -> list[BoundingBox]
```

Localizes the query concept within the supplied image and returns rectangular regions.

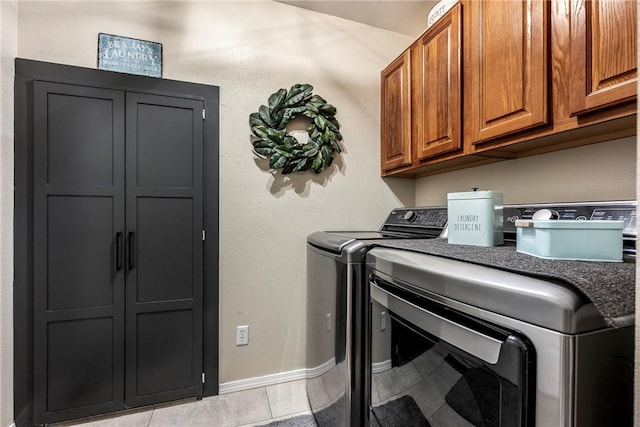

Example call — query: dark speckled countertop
[373,238,635,328]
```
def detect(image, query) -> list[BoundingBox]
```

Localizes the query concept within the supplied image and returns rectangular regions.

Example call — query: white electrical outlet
[326,313,332,332]
[381,311,387,331]
[236,325,249,346]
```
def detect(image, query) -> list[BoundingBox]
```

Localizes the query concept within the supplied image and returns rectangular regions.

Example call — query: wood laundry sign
[98,33,162,77]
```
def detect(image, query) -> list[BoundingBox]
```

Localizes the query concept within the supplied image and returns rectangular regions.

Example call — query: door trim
[14,58,220,427]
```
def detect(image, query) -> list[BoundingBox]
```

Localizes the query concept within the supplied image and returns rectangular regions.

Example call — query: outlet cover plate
[236,325,249,346]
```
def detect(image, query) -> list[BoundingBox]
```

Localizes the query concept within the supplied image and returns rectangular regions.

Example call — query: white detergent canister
[447,190,503,246]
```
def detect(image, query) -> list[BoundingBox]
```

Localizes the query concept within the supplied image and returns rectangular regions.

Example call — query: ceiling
[274,0,439,37]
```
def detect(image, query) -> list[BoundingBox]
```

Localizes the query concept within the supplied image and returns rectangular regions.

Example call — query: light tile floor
[53,379,315,427]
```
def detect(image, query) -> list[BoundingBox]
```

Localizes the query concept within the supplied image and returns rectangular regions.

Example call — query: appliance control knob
[403,210,417,222]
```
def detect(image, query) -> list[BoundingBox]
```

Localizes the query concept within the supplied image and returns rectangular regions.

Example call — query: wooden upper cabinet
[381,50,412,172]
[569,0,637,115]
[464,0,549,146]
[414,3,462,160]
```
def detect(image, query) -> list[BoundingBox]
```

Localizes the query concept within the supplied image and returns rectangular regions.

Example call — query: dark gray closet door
[124,93,204,407]
[32,82,126,424]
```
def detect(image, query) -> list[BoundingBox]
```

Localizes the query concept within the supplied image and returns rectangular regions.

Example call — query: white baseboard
[219,368,307,394]
[305,358,336,379]
[219,358,336,395]
[371,359,392,374]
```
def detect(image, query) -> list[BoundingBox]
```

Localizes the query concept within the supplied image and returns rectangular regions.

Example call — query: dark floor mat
[313,395,345,427]
[372,395,431,427]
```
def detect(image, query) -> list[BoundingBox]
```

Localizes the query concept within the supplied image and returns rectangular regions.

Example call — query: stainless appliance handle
[370,281,503,364]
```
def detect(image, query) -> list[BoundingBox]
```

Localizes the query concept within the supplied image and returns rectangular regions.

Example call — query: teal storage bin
[515,220,624,262]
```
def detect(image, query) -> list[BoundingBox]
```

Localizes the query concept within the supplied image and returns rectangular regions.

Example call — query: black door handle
[115,231,123,271]
[128,231,135,269]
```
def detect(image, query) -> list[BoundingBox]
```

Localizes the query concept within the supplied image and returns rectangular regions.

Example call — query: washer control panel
[504,202,637,236]
[379,202,636,240]
[383,207,448,229]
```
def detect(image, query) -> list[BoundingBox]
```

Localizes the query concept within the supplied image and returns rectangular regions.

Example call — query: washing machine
[306,207,448,427]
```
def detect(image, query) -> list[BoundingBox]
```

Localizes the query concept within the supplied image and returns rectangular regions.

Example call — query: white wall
[0,2,17,426]
[11,0,415,401]
[415,136,637,205]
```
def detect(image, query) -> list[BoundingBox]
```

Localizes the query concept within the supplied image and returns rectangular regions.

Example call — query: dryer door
[369,276,535,427]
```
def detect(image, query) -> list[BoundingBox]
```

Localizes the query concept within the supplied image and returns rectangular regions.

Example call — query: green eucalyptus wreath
[250,84,343,174]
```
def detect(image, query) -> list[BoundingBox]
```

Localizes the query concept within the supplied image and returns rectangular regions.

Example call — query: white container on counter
[515,219,625,262]
[447,190,503,247]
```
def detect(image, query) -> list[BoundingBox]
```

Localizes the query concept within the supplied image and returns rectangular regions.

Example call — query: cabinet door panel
[137,198,194,302]
[46,318,115,412]
[381,50,412,172]
[45,92,115,185]
[570,0,637,115]
[136,102,195,188]
[465,0,549,145]
[47,196,115,310]
[33,82,125,425]
[415,4,462,159]
[125,92,204,408]
[135,310,195,396]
